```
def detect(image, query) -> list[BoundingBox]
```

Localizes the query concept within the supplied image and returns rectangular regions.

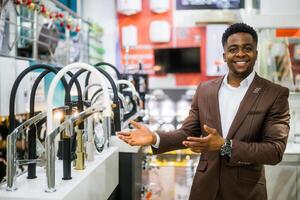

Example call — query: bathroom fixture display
[8,64,70,180]
[67,62,121,161]
[83,84,106,160]
[94,62,122,131]
[84,62,121,100]
[45,104,104,192]
[45,62,111,192]
[29,68,82,163]
[68,62,121,133]
[150,0,169,13]
[116,80,141,128]
[90,87,134,128]
[149,20,171,43]
[121,25,138,48]
[6,106,69,191]
[29,68,82,119]
[89,79,142,129]
[117,0,142,16]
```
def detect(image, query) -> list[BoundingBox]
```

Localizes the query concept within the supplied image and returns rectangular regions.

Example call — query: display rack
[0,0,103,66]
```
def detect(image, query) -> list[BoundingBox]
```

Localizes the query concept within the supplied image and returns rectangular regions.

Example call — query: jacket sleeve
[152,84,202,154]
[230,87,290,165]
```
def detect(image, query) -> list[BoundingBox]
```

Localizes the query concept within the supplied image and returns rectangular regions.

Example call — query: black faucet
[28,67,82,180]
[9,64,70,179]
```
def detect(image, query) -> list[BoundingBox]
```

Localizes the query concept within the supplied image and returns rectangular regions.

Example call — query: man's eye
[229,48,236,53]
[244,47,253,52]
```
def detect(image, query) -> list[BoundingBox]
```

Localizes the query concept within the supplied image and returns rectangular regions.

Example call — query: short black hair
[222,23,257,47]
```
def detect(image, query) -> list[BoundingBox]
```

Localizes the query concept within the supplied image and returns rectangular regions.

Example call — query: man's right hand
[117,120,157,146]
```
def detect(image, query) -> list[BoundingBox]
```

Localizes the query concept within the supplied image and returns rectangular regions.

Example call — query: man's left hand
[183,124,225,153]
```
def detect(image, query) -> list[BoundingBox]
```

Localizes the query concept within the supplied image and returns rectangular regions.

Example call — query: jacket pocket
[238,166,265,185]
[247,110,264,115]
[197,161,208,172]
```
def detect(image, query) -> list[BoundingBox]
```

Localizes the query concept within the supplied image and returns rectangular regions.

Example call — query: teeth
[235,61,247,67]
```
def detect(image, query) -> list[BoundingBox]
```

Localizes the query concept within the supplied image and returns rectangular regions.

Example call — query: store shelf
[0,147,119,200]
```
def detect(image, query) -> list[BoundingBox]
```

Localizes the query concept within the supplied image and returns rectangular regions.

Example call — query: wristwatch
[220,139,232,158]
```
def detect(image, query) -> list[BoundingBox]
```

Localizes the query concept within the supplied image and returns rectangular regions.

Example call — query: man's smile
[233,60,249,68]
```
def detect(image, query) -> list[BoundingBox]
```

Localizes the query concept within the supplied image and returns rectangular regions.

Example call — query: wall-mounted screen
[154,47,201,73]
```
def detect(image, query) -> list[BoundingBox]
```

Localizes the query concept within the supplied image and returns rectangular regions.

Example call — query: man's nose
[236,49,246,57]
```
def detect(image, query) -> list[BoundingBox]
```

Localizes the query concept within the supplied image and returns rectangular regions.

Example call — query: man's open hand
[182,125,225,153]
[117,120,157,146]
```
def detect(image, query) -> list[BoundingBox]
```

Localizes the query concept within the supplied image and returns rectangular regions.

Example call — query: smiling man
[118,23,290,200]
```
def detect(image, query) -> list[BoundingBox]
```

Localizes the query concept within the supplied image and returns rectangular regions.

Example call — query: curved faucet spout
[45,104,104,192]
[45,62,112,192]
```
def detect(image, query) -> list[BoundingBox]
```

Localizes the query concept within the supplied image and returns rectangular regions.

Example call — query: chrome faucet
[45,104,107,192]
[6,106,68,191]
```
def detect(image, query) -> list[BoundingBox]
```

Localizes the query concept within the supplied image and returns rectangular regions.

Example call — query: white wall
[260,0,300,15]
[81,0,118,66]
[0,58,32,116]
[242,0,300,28]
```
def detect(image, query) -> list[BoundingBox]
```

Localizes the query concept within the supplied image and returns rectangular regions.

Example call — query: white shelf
[284,142,300,155]
[0,147,119,200]
[281,143,300,164]
[110,136,141,153]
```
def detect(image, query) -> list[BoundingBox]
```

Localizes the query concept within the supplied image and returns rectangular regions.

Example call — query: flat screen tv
[154,47,201,73]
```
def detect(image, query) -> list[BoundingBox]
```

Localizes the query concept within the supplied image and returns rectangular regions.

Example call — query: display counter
[0,147,119,200]
[110,136,141,153]
[282,142,300,164]
[110,136,142,200]
[266,142,300,200]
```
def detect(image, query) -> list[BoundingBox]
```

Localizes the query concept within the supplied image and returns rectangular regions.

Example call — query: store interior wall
[260,0,300,15]
[81,0,118,66]
[81,0,300,89]
[117,0,209,89]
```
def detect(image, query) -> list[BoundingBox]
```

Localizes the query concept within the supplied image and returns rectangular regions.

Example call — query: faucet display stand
[0,147,119,200]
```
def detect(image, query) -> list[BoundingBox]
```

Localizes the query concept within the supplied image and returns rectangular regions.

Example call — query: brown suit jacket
[152,74,290,200]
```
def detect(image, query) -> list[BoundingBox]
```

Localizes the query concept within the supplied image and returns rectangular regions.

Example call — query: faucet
[67,63,122,161]
[94,62,122,132]
[29,68,83,181]
[82,84,104,161]
[89,79,142,129]
[45,104,104,192]
[68,63,121,133]
[8,64,71,180]
[116,80,142,128]
[63,65,116,171]
[45,62,111,192]
[29,67,82,160]
[6,106,69,191]
[84,62,122,97]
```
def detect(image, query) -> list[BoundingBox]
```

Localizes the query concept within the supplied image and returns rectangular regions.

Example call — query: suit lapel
[209,77,223,137]
[226,74,265,139]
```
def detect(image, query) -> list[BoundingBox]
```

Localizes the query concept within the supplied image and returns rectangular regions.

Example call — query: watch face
[220,139,232,157]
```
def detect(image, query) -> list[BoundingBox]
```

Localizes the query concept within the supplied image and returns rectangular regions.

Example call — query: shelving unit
[0,0,104,66]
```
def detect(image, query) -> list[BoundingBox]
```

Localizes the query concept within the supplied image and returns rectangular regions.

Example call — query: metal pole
[32,9,38,60]
[6,134,17,191]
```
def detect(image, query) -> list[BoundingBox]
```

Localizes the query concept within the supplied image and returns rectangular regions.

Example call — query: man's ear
[223,53,226,62]
[254,50,258,59]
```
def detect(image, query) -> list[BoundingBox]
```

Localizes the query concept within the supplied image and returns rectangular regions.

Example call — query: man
[118,23,290,200]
